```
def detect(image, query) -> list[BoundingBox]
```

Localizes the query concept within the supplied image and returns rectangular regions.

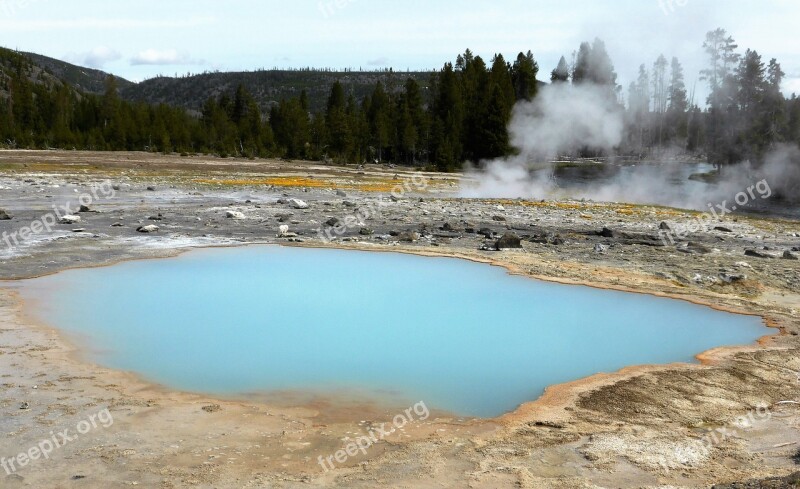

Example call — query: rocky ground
[0,150,799,488]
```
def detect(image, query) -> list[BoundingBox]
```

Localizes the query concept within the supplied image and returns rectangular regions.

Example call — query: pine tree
[551,56,570,83]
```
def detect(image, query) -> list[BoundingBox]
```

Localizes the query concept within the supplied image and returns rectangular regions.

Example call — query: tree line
[1,32,799,171]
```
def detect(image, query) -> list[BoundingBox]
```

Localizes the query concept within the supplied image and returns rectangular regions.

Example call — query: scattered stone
[60,215,81,224]
[495,233,522,250]
[659,222,670,231]
[359,228,373,236]
[783,251,799,260]
[714,226,733,233]
[336,189,347,197]
[745,249,773,259]
[599,227,614,238]
[389,195,400,202]
[793,246,800,252]
[594,243,609,253]
[146,186,156,191]
[720,273,747,284]
[226,211,246,219]
[288,198,309,209]
[78,205,91,213]
[492,215,507,222]
[325,217,340,227]
[20,401,29,410]
[681,242,712,254]
[398,231,420,243]
[202,404,221,413]
[0,209,10,220]
[110,222,124,227]
[441,222,458,232]
[136,225,159,233]
[478,228,495,239]
[71,228,86,233]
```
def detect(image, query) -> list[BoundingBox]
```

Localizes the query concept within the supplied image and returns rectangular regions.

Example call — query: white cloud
[64,46,121,68]
[130,49,203,66]
[367,57,389,66]
[0,16,215,31]
[785,77,800,96]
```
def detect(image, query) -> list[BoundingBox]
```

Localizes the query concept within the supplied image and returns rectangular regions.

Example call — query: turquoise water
[22,246,769,417]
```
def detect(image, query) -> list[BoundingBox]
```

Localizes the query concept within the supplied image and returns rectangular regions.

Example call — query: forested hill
[16,50,431,114]
[120,70,433,114]
[22,52,134,94]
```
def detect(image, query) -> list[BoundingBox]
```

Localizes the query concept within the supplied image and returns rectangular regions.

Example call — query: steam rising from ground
[462,84,800,212]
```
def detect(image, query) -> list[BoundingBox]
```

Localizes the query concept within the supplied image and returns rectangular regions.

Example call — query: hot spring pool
[20,246,770,417]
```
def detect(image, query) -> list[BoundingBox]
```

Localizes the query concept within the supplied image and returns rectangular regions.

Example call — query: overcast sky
[1,0,798,97]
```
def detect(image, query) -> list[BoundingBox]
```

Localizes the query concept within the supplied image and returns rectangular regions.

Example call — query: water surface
[22,246,769,417]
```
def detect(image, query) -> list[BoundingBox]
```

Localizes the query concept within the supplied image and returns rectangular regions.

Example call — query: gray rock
[288,198,309,209]
[78,205,92,213]
[478,228,495,239]
[60,215,81,224]
[495,233,522,250]
[720,273,747,284]
[136,225,159,233]
[336,189,347,197]
[659,222,671,230]
[599,227,614,238]
[492,215,507,222]
[714,226,733,233]
[745,249,773,259]
[594,243,609,253]
[226,211,246,219]
[398,231,420,243]
[783,251,799,260]
[325,217,340,227]
[0,209,11,220]
[359,228,374,236]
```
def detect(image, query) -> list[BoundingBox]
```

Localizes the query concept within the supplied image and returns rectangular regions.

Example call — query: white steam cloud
[462,83,800,213]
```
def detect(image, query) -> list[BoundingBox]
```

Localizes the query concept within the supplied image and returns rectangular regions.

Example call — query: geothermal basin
[19,245,770,418]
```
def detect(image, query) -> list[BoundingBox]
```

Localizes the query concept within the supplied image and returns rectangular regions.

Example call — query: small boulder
[0,209,11,220]
[398,231,420,243]
[495,233,522,250]
[336,189,347,197]
[478,228,495,239]
[146,186,156,191]
[78,205,91,213]
[325,217,340,227]
[783,251,799,260]
[60,215,81,224]
[720,273,747,284]
[136,225,159,233]
[492,215,507,222]
[599,227,614,238]
[359,228,374,236]
[594,243,609,253]
[226,211,246,220]
[745,249,773,259]
[714,226,733,233]
[659,222,671,231]
[288,199,309,209]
